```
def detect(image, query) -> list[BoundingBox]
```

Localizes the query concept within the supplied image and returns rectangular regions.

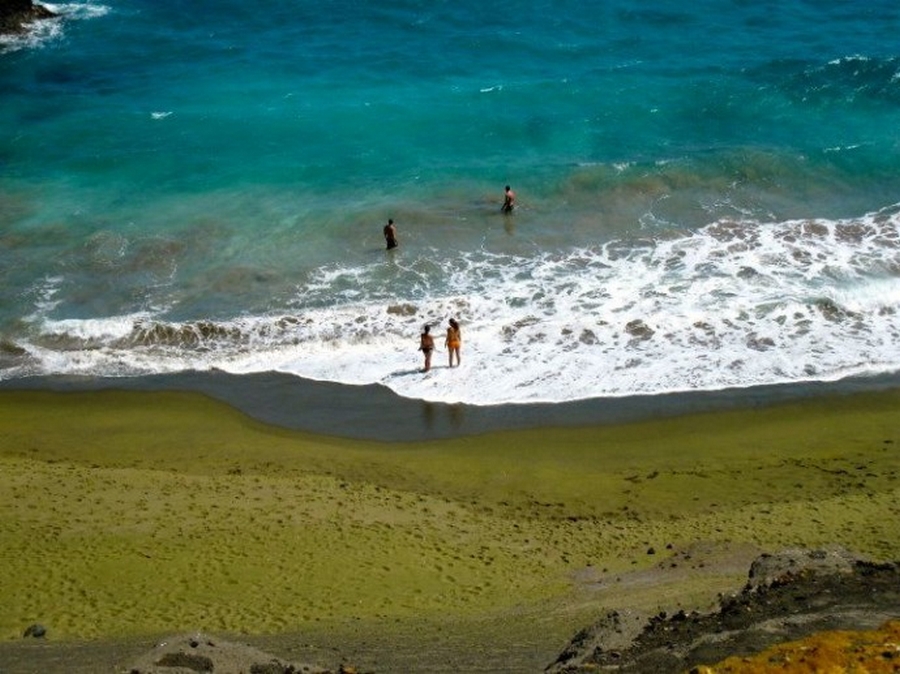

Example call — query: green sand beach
[1,388,899,672]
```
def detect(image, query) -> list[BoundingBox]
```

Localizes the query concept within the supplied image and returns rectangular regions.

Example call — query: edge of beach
[3,369,900,441]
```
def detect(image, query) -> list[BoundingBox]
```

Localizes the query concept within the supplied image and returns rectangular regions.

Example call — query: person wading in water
[419,324,435,372]
[445,318,461,367]
[384,218,398,249]
[501,185,516,213]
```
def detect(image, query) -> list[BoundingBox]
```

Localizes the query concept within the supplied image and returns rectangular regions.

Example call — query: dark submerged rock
[624,319,654,341]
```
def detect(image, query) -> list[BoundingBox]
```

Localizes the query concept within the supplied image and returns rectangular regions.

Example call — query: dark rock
[251,663,298,674]
[127,632,331,674]
[155,652,214,671]
[23,623,46,638]
[547,549,900,673]
[0,0,56,36]
[5,0,36,13]
[547,610,646,671]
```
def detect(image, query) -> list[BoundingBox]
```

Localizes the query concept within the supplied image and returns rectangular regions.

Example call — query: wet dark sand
[3,370,900,441]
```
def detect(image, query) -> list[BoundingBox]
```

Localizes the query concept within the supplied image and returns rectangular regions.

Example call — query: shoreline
[2,370,900,440]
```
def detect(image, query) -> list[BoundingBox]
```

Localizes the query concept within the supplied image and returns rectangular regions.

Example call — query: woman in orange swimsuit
[445,318,461,367]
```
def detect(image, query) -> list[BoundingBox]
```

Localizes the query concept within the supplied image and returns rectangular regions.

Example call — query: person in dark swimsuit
[384,218,398,249]
[419,324,435,372]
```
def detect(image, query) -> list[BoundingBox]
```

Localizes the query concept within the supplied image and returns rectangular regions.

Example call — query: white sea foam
[42,2,110,21]
[9,207,900,405]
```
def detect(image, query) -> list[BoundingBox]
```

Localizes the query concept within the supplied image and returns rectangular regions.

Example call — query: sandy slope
[0,388,898,672]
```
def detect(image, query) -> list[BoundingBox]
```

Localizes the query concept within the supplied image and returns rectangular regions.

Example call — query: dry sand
[0,388,898,672]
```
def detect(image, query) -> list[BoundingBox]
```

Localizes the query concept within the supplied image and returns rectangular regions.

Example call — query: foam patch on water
[9,206,900,405]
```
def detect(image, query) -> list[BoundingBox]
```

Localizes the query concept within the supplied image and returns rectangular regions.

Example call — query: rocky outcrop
[0,0,56,36]
[548,549,900,673]
[126,633,335,674]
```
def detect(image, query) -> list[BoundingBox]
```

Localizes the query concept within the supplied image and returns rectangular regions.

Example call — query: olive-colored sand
[0,388,899,672]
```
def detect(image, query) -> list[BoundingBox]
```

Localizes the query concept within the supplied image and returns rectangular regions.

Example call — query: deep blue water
[3,0,900,404]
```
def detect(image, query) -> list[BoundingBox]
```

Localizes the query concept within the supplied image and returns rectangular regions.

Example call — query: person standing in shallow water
[501,185,516,213]
[419,324,435,372]
[445,318,461,367]
[383,218,398,249]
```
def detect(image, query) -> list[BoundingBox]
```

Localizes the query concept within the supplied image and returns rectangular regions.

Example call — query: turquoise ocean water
[3,0,900,405]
